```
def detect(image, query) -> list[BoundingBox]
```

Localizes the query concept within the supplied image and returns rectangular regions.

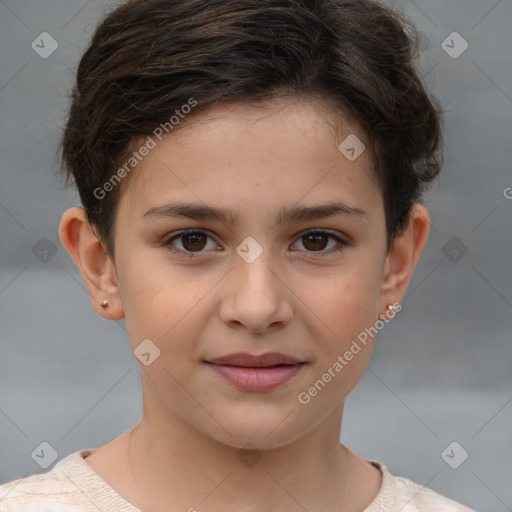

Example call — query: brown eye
[291,230,348,257]
[163,229,348,259]
[180,232,208,252]
[301,232,330,252]
[164,230,218,256]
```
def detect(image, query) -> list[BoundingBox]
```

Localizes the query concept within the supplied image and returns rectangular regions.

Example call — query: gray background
[0,1,511,510]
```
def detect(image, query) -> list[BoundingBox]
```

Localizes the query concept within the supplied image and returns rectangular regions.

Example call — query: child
[0,0,477,510]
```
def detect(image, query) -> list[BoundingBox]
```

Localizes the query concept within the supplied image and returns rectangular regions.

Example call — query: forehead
[117,96,381,221]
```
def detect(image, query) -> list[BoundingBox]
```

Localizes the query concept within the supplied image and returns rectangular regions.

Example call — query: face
[110,96,389,449]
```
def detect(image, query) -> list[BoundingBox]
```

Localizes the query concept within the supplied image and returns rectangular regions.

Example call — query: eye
[162,229,349,259]
[163,229,219,258]
[291,230,348,257]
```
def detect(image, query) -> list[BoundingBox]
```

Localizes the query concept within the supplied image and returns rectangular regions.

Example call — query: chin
[201,409,306,451]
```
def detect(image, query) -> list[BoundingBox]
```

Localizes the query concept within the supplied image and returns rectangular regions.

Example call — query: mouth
[204,352,306,391]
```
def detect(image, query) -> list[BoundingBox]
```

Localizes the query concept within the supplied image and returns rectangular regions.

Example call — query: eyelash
[161,229,349,259]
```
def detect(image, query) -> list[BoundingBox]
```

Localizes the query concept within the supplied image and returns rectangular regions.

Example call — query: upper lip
[205,352,304,367]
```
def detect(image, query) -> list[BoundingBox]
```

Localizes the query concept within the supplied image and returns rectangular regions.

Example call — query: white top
[0,448,477,511]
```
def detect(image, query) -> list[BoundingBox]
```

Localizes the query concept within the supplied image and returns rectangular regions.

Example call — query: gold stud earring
[379,303,399,320]
[100,300,109,310]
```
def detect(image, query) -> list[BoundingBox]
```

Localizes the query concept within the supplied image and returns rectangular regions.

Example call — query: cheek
[125,294,207,361]
[120,242,200,312]
[118,257,215,365]
[295,264,381,339]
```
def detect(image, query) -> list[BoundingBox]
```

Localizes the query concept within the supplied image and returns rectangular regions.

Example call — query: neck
[120,387,380,512]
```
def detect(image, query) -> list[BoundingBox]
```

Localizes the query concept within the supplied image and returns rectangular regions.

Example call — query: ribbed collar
[53,448,396,511]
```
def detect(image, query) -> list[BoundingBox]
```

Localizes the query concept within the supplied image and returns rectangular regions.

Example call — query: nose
[218,246,293,334]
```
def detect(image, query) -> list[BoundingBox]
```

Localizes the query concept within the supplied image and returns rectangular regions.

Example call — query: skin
[59,96,430,512]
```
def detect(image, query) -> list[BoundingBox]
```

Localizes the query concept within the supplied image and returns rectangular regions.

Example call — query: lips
[206,352,304,367]
[204,352,306,391]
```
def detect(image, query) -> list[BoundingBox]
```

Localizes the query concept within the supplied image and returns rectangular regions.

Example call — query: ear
[58,206,124,320]
[379,203,430,314]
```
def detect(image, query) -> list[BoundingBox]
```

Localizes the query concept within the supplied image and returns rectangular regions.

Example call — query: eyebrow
[142,201,367,226]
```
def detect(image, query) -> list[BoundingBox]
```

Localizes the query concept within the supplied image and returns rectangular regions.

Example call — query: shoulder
[393,475,477,511]
[0,470,84,512]
[365,461,477,512]
[0,449,107,512]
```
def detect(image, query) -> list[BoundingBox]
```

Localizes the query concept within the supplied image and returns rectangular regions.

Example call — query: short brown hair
[58,0,444,260]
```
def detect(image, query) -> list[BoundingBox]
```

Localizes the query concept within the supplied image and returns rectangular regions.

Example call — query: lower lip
[205,362,305,391]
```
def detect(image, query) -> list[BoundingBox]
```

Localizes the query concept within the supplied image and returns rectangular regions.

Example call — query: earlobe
[379,203,430,311]
[58,206,124,320]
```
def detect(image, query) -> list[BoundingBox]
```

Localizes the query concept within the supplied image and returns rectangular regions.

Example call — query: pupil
[184,233,206,251]
[304,233,327,251]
